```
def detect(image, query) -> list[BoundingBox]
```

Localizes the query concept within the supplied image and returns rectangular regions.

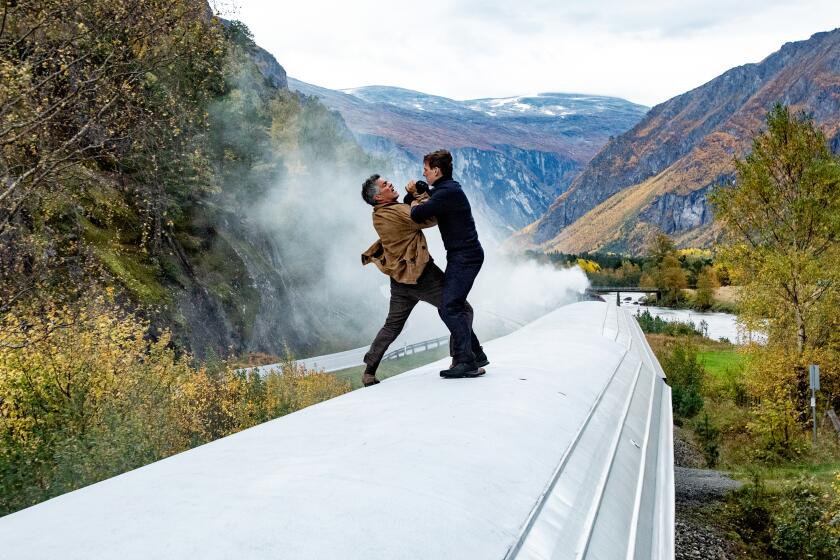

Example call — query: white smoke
[250,151,589,355]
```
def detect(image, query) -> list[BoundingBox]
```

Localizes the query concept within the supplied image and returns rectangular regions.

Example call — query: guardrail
[382,335,449,361]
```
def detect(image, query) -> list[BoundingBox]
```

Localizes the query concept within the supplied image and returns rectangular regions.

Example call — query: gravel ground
[673,425,706,468]
[675,467,743,508]
[674,428,749,560]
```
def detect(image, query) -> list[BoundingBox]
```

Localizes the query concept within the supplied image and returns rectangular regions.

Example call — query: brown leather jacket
[361,197,436,285]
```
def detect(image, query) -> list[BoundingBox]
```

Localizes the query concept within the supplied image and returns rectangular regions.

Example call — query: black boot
[440,362,481,378]
[362,368,380,387]
[474,348,489,368]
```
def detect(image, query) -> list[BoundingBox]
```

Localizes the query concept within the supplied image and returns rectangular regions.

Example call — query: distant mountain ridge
[514,28,840,254]
[289,79,647,236]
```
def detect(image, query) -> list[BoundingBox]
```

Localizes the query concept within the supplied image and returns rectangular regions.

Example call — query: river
[606,292,762,344]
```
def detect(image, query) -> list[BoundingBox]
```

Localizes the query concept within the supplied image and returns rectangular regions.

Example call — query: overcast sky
[224,1,840,107]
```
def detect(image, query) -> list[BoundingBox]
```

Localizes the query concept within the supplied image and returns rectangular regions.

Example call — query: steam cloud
[250,149,590,356]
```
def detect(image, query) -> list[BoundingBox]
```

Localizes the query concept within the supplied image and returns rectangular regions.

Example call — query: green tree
[694,413,720,467]
[711,104,840,357]
[661,341,704,419]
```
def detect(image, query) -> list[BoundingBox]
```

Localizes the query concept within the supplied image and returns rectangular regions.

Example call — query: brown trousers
[363,262,481,374]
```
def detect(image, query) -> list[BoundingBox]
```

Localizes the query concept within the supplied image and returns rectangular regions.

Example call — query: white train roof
[0,301,674,559]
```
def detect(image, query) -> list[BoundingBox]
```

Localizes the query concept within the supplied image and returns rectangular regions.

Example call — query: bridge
[0,301,674,559]
[587,286,662,306]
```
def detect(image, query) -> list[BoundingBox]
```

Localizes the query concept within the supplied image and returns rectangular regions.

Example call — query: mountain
[288,80,647,236]
[514,29,840,254]
[163,27,389,358]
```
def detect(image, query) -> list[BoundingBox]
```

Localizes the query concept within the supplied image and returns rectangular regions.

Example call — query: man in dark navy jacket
[409,149,489,378]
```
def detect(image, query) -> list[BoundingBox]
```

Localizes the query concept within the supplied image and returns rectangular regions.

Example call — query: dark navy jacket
[410,178,481,253]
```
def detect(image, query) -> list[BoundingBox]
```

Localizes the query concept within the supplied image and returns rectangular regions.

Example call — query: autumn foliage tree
[0,0,226,309]
[694,266,719,311]
[641,233,687,305]
[0,291,350,515]
[711,104,840,356]
[711,104,840,449]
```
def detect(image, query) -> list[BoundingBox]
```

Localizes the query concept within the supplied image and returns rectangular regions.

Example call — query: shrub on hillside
[694,412,721,467]
[0,294,350,515]
[661,341,705,420]
[728,476,840,559]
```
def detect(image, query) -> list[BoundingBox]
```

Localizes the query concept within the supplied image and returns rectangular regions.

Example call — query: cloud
[229,0,840,108]
[452,0,791,38]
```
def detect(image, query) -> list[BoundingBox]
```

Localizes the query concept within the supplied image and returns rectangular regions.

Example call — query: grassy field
[698,347,747,390]
[665,338,840,488]
[698,348,745,375]
[331,345,451,389]
[731,459,840,487]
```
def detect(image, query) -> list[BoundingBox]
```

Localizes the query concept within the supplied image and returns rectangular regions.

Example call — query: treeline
[526,236,730,310]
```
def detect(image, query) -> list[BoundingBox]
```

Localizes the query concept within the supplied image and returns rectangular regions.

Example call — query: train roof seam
[503,344,631,560]
[576,359,644,559]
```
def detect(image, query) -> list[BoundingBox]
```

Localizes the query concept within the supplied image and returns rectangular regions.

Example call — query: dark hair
[361,174,380,206]
[423,149,453,179]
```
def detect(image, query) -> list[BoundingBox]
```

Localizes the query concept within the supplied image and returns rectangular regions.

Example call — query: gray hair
[361,174,380,206]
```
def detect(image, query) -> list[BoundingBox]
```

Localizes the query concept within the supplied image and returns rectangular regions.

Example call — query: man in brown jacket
[360,174,487,387]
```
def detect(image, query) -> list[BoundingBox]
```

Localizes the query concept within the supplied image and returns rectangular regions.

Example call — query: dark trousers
[364,263,481,374]
[440,247,484,365]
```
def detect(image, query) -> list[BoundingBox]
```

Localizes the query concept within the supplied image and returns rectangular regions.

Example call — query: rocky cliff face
[153,29,386,358]
[250,45,288,89]
[289,80,647,237]
[638,181,722,235]
[354,134,576,234]
[518,28,840,254]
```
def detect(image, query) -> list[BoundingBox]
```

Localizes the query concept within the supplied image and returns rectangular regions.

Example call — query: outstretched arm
[410,192,443,224]
[403,192,437,228]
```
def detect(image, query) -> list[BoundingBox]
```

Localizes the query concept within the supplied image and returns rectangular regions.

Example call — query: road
[247,307,531,375]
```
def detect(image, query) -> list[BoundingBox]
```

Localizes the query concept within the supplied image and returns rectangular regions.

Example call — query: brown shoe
[362,372,380,387]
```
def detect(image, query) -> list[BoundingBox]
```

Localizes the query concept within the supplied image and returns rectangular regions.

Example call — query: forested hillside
[1,1,384,358]
[0,0,385,515]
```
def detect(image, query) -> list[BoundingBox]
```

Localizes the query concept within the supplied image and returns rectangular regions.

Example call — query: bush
[771,484,840,558]
[730,474,773,543]
[0,294,350,515]
[746,398,808,463]
[635,309,701,336]
[661,341,705,419]
[729,476,840,559]
[694,412,721,467]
